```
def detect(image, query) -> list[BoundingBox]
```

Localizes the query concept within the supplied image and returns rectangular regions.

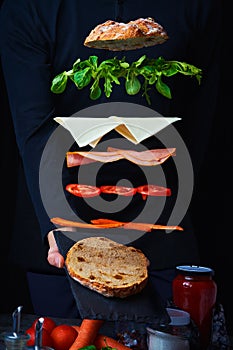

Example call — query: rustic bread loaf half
[84,17,168,51]
[65,236,149,298]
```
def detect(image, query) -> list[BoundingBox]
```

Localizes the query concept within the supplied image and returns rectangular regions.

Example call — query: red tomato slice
[65,184,101,197]
[100,185,137,196]
[137,185,171,200]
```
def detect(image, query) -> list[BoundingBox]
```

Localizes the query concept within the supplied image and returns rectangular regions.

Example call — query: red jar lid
[176,265,214,276]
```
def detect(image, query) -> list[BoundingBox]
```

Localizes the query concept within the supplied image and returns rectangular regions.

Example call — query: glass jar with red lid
[172,265,217,350]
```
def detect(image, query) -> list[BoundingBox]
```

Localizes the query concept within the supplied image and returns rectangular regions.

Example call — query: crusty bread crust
[84,17,169,51]
[65,237,149,298]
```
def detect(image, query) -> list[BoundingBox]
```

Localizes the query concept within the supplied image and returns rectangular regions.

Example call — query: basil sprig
[51,55,202,104]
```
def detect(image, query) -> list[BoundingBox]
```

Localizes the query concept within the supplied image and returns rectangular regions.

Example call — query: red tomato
[65,184,101,197]
[25,326,53,347]
[137,185,171,200]
[50,324,78,350]
[31,316,56,334]
[100,185,137,196]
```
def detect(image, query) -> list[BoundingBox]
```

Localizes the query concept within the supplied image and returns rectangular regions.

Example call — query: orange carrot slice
[92,218,183,232]
[51,217,183,232]
[90,218,124,226]
[50,217,121,229]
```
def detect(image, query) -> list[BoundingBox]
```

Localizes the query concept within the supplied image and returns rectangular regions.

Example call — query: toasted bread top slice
[84,17,168,51]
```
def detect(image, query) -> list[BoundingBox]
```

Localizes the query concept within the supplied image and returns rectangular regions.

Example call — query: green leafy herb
[78,345,117,350]
[51,55,202,104]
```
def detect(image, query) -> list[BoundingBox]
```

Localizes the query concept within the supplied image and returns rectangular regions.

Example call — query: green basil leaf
[104,77,113,98]
[162,65,179,77]
[108,71,120,85]
[73,67,92,88]
[125,75,141,95]
[50,72,68,94]
[90,79,102,100]
[155,76,171,99]
[120,62,130,68]
[148,74,158,85]
[88,55,98,69]
[99,57,119,67]
[133,54,147,67]
[72,58,81,71]
[79,59,91,69]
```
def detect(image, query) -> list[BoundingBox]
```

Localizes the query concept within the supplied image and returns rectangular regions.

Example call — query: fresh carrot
[92,219,184,232]
[50,217,121,229]
[91,218,124,227]
[94,334,131,350]
[151,224,183,231]
[51,216,183,232]
[71,325,80,332]
[69,319,104,350]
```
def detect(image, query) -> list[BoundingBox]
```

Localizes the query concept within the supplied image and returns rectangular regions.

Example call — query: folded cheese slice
[54,116,181,147]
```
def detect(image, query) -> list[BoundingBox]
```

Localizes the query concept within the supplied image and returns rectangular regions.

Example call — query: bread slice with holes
[65,236,149,298]
[84,17,168,51]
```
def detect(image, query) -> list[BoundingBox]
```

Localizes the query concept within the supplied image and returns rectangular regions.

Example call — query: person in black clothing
[0,0,222,319]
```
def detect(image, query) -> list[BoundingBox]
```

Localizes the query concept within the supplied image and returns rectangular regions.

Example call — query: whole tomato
[50,324,78,350]
[25,326,53,347]
[31,316,56,334]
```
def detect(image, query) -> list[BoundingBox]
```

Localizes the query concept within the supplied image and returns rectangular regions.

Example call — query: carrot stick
[50,217,121,229]
[151,224,183,231]
[69,319,104,350]
[94,334,131,349]
[123,222,184,231]
[51,217,183,232]
[51,217,100,228]
[91,218,124,226]
[92,219,183,232]
[71,325,80,332]
[122,222,153,232]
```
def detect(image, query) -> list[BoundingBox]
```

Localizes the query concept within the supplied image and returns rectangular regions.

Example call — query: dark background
[189,0,233,336]
[0,0,232,337]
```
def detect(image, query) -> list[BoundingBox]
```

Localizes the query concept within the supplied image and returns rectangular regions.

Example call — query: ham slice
[66,150,124,167]
[51,217,183,232]
[66,153,96,167]
[107,147,176,166]
[66,147,176,167]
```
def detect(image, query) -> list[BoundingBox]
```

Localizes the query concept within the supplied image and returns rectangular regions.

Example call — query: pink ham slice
[66,153,96,167]
[66,150,124,167]
[107,147,176,166]
[66,148,176,167]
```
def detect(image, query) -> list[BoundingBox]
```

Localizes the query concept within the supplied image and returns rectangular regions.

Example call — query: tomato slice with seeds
[66,184,171,199]
[65,184,101,197]
[100,185,137,196]
[137,185,171,200]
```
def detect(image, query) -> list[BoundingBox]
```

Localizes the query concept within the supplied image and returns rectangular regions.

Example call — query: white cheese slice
[54,115,181,147]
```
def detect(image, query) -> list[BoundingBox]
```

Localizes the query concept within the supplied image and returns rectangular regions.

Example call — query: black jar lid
[176,265,215,276]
